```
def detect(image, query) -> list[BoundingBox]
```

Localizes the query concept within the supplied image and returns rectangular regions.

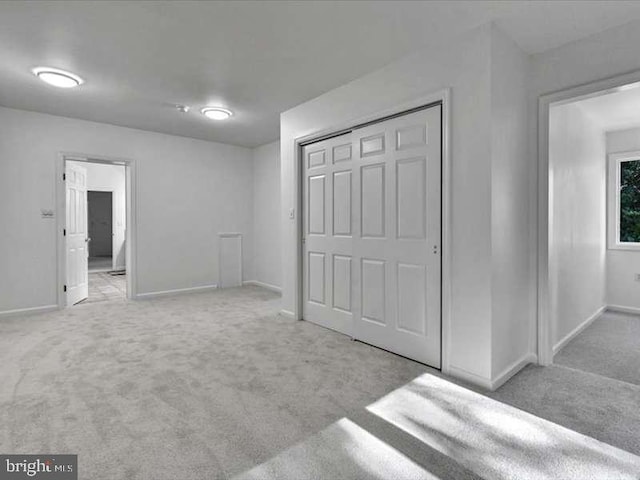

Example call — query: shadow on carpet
[234,374,640,480]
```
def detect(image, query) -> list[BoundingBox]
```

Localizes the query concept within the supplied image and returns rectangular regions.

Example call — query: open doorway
[57,154,136,307]
[88,190,114,272]
[539,75,640,386]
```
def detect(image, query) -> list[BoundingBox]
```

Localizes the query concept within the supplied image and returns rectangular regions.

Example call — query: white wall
[531,20,640,100]
[529,19,640,353]
[548,103,607,348]
[606,127,640,311]
[0,106,254,312]
[489,27,533,381]
[251,140,281,291]
[281,24,533,388]
[69,161,126,269]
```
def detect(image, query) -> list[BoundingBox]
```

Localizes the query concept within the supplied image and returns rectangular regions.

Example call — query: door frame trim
[292,88,452,373]
[537,70,640,365]
[56,152,138,307]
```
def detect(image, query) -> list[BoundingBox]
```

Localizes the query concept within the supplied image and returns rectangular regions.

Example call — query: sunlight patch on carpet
[234,418,438,480]
[367,373,640,480]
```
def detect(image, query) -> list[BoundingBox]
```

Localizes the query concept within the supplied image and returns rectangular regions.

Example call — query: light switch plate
[289,208,295,219]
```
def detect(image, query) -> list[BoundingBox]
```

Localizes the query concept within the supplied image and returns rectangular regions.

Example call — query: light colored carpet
[0,286,428,479]
[368,374,640,479]
[236,374,640,480]
[554,310,640,386]
[234,416,480,480]
[489,364,640,456]
[2,286,640,480]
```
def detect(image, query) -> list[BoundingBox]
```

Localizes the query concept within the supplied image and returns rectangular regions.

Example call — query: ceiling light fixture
[617,82,640,93]
[32,67,84,88]
[201,107,233,120]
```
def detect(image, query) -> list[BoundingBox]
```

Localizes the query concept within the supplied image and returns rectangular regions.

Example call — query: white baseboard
[279,309,296,319]
[0,304,59,319]
[607,304,640,315]
[490,352,537,391]
[242,280,282,293]
[553,305,606,355]
[448,365,493,390]
[136,284,218,299]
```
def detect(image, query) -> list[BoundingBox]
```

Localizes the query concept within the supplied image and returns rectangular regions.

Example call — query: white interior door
[302,105,442,367]
[66,163,89,305]
[303,132,354,335]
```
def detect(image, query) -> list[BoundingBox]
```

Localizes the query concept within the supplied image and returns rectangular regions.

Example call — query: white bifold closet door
[302,105,442,368]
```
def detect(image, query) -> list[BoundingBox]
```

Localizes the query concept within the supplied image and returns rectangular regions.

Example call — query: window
[608,151,640,249]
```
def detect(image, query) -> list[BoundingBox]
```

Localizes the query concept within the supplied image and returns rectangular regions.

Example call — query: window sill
[608,243,640,252]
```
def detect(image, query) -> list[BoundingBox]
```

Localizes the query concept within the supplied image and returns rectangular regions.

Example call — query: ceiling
[2,1,640,148]
[574,85,640,132]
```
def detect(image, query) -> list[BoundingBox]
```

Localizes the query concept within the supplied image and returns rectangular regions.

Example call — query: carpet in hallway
[554,310,640,386]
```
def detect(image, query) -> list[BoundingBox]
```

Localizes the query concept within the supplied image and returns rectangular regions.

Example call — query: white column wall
[548,103,607,348]
[251,140,282,291]
[489,27,534,383]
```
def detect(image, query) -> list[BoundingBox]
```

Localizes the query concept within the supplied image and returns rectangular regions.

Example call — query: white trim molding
[491,353,538,391]
[136,284,218,299]
[552,305,606,356]
[537,69,640,366]
[243,280,282,293]
[56,152,138,307]
[448,365,493,391]
[607,304,640,315]
[449,353,537,392]
[0,304,59,319]
[279,309,296,319]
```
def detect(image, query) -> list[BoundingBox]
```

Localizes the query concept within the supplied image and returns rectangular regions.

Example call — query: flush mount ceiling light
[617,82,640,92]
[32,67,84,88]
[201,107,233,120]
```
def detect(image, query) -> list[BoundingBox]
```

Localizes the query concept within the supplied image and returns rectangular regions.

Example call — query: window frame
[608,150,640,251]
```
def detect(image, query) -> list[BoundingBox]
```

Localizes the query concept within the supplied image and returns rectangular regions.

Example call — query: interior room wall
[489,27,533,384]
[531,20,640,101]
[606,127,640,312]
[0,106,253,313]
[529,19,640,355]
[281,23,536,388]
[251,140,281,291]
[69,161,126,269]
[548,102,606,350]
